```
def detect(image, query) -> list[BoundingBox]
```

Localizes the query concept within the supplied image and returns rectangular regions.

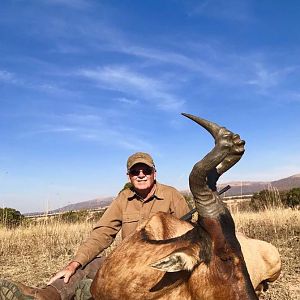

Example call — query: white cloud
[117,46,226,81]
[108,41,298,94]
[115,97,139,105]
[288,92,300,102]
[77,66,185,111]
[0,70,18,84]
[20,109,154,151]
[0,68,76,96]
[44,124,152,151]
[186,0,253,22]
[63,113,103,125]
[40,0,90,9]
[246,63,297,90]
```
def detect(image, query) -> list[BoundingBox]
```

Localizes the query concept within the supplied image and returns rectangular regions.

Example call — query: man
[0,152,190,300]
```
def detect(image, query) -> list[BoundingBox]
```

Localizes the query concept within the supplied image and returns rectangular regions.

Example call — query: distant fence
[223,194,252,200]
[223,195,253,212]
[24,207,109,219]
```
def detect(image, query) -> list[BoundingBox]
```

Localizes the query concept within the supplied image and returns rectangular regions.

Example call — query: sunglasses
[128,167,154,176]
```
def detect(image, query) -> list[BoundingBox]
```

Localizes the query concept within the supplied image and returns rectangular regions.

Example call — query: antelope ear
[149,248,199,272]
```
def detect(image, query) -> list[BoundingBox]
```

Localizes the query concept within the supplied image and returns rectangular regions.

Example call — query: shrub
[249,186,282,211]
[118,182,133,194]
[58,210,89,223]
[250,186,300,211]
[285,188,300,208]
[86,210,106,223]
[0,207,24,228]
[52,209,107,224]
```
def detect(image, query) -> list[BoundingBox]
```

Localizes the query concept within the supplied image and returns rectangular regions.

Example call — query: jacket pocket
[123,213,140,223]
[122,213,140,239]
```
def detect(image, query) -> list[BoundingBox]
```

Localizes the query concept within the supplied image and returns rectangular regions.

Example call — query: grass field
[1,208,299,299]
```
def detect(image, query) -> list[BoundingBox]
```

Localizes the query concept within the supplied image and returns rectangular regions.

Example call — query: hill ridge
[27,173,300,215]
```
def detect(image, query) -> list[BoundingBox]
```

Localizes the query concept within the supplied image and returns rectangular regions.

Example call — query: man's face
[128,163,156,192]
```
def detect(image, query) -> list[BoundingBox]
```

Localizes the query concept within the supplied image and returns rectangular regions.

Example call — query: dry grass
[0,208,299,299]
[233,208,300,300]
[0,221,93,286]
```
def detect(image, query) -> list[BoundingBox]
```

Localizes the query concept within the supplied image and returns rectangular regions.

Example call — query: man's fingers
[63,272,72,283]
[47,271,67,285]
[47,261,79,285]
[48,275,60,285]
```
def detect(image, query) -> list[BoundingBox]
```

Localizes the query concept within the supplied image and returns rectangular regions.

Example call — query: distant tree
[279,190,288,206]
[285,188,300,208]
[250,186,282,211]
[0,207,24,228]
[55,209,108,223]
[118,182,133,194]
[88,209,107,223]
[58,210,89,223]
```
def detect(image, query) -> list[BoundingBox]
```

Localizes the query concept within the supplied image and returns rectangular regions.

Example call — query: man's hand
[48,261,81,284]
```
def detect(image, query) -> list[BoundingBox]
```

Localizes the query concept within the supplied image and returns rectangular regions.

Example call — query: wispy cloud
[0,70,18,84]
[246,63,298,90]
[21,110,153,151]
[117,43,300,100]
[116,46,226,81]
[186,0,253,22]
[288,92,300,102]
[0,68,77,96]
[115,97,139,105]
[32,125,150,150]
[40,0,90,9]
[77,66,185,111]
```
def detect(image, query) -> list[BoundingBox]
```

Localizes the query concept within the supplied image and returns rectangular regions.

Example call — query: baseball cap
[127,152,155,170]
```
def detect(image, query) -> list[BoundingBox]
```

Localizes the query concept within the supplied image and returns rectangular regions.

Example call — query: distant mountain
[218,174,300,196]
[25,197,114,216]
[270,174,300,190]
[27,174,300,215]
[50,197,114,213]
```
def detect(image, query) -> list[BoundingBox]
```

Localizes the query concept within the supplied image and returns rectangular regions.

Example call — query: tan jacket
[74,182,190,266]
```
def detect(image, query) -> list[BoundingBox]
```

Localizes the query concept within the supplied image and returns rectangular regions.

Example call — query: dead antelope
[91,113,280,300]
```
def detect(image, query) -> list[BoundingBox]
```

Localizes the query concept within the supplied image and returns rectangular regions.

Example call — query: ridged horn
[182,113,232,218]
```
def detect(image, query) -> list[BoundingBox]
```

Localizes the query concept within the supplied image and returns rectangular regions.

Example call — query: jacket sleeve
[170,188,190,219]
[73,195,123,267]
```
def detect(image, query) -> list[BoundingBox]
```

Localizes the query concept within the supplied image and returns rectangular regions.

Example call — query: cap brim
[128,159,153,170]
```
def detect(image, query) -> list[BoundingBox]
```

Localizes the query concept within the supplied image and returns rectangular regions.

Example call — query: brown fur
[91,213,280,299]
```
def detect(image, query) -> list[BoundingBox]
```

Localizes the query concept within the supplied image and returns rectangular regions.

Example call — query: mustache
[136,178,148,181]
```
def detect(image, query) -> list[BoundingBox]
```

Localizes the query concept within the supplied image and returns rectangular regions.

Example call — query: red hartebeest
[91,114,280,300]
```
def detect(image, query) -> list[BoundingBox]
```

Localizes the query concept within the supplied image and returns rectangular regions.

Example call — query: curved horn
[182,113,224,141]
[182,113,244,218]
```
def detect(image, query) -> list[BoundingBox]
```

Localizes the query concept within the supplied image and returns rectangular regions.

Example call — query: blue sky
[1,0,300,213]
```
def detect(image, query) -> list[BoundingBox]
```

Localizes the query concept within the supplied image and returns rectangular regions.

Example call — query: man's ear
[149,248,199,272]
[153,169,157,180]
